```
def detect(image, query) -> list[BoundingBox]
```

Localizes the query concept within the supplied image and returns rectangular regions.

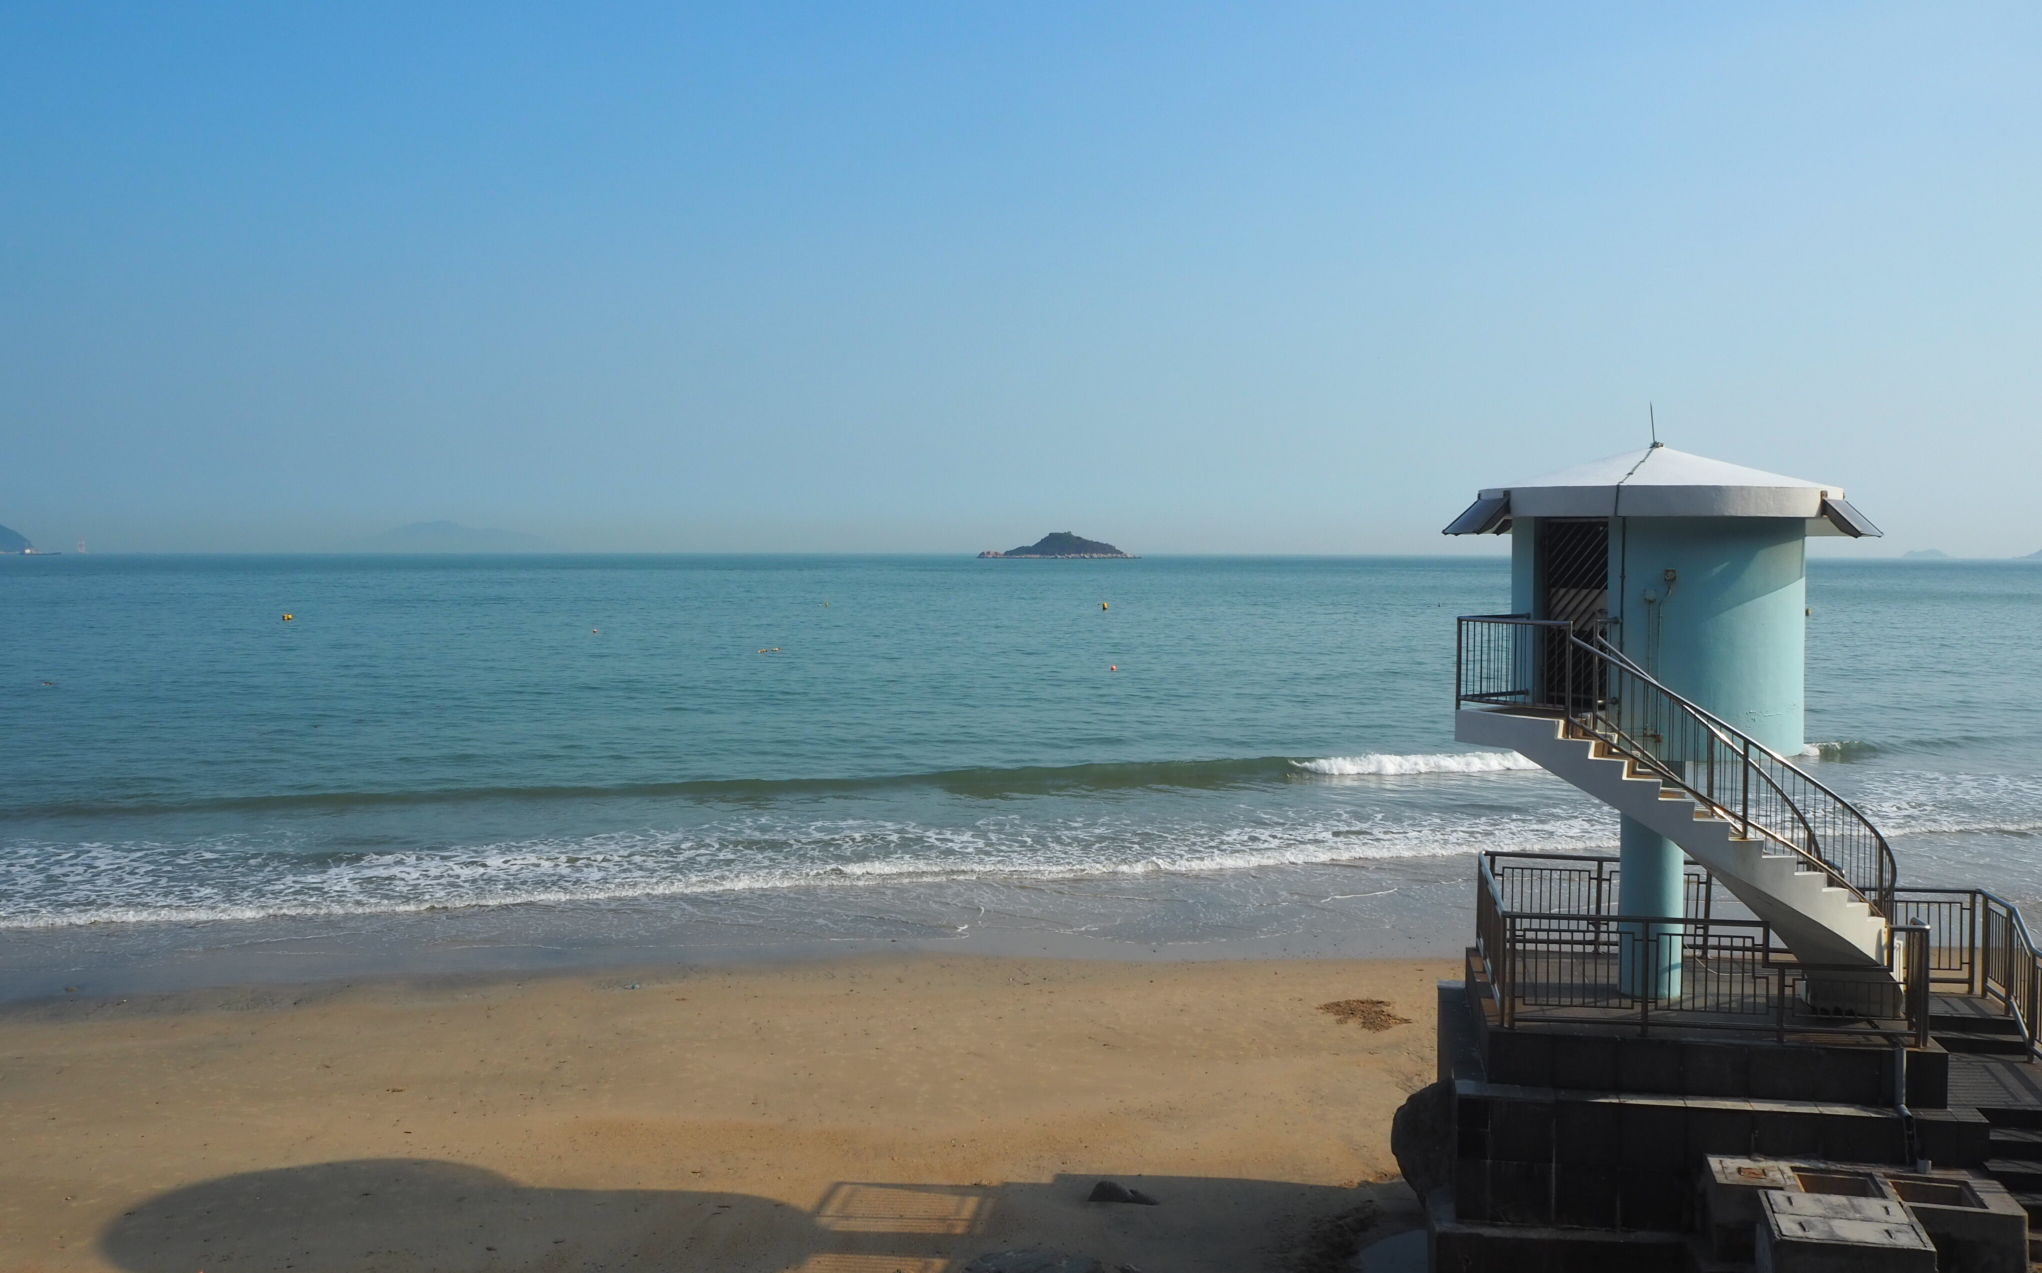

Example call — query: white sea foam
[1293,751,1541,776]
[13,754,2041,932]
[0,802,1616,929]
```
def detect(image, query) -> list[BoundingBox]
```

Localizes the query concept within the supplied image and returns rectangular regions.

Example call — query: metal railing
[1484,849,1717,935]
[1475,852,1931,1044]
[1894,886,2042,1052]
[1456,615,1898,920]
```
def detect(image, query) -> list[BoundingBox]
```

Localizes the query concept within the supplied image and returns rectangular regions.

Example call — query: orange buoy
[1109,664,1118,672]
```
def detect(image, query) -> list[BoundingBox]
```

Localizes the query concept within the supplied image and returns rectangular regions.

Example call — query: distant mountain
[2024,548,2042,560]
[1902,549,1949,559]
[0,523,31,553]
[338,521,554,553]
[979,532,1136,559]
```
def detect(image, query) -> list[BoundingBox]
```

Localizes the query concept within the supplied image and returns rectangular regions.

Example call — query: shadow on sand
[99,1157,1404,1272]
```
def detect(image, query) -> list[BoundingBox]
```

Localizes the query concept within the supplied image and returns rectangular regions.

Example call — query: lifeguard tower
[1405,445,2042,1272]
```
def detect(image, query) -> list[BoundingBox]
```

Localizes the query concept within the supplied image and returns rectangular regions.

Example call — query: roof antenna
[1649,402,1662,448]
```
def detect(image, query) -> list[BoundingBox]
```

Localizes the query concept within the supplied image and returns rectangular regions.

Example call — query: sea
[5,553,2041,999]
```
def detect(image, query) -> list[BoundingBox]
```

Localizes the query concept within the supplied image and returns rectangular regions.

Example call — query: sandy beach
[2,953,1451,1273]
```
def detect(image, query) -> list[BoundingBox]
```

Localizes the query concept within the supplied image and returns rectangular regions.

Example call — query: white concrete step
[1458,707,1891,972]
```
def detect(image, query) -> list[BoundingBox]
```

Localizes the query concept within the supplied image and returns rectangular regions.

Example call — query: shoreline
[2,949,1451,1272]
[0,857,1476,1005]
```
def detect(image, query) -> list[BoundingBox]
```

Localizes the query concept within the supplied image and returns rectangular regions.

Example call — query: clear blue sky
[4,2,2037,554]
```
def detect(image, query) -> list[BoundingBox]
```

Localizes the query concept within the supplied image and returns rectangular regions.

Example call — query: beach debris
[1317,999,1409,1031]
[962,1250,1106,1273]
[1085,1180,1159,1205]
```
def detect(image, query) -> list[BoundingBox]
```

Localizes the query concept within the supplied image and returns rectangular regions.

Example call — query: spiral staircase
[1454,615,1899,986]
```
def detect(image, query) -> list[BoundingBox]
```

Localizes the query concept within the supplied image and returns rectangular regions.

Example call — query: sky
[3,2,2038,555]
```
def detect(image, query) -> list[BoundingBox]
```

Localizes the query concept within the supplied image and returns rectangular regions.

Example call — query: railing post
[1562,625,1572,717]
[1740,739,1752,838]
[1900,922,1932,1049]
[1775,954,1789,1043]
[1454,618,1463,709]
[1640,934,1652,1036]
[1968,891,1981,998]
[1500,916,1515,1030]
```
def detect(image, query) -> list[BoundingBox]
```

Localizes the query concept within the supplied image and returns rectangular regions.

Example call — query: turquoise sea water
[4,554,2041,993]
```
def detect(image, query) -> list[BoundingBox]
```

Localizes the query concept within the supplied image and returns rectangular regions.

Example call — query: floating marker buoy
[592,628,600,634]
[1101,602,1109,610]
[281,613,294,622]
[1109,665,1118,672]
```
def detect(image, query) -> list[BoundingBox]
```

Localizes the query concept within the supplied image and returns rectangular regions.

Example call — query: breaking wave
[0,801,1617,930]
[1291,751,1540,776]
[13,749,1552,818]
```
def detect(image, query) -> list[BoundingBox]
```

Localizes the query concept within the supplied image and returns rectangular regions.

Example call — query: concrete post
[1619,815,1685,999]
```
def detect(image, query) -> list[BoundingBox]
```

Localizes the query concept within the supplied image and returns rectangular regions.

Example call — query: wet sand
[1,952,1450,1272]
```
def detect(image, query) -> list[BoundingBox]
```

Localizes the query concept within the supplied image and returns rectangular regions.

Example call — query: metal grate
[1537,518,1609,633]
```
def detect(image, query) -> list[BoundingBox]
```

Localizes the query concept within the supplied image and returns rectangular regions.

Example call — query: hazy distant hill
[0,523,31,553]
[338,521,554,553]
[979,532,1136,559]
[2024,548,2042,560]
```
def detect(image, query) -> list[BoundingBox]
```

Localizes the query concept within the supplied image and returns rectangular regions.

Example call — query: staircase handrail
[1587,634,1852,808]
[1584,635,1830,865]
[1455,615,1897,920]
[1572,676,1824,866]
[1572,669,1862,906]
[1574,630,1895,917]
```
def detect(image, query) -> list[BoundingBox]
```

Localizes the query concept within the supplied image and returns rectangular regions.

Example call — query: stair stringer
[1457,707,1892,973]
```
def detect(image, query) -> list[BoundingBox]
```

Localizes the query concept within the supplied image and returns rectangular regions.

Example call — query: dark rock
[1085,1180,1159,1205]
[979,532,1136,559]
[1389,1080,1453,1197]
[961,1249,1107,1273]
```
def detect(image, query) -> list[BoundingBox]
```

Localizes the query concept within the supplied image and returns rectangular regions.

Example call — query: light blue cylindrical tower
[1447,443,1881,997]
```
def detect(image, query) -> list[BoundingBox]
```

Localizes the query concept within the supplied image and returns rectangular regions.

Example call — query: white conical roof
[1508,445,1828,494]
[1482,444,1850,521]
[1445,443,1878,535]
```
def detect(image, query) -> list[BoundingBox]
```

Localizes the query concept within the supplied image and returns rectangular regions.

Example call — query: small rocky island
[979,532,1137,559]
